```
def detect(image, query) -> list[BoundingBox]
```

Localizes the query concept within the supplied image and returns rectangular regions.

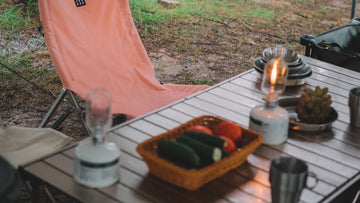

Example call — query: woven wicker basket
[136,115,263,191]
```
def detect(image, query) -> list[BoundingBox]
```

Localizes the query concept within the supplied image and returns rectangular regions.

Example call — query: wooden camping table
[21,56,360,203]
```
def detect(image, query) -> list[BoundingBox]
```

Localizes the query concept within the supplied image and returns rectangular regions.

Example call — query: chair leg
[67,90,91,136]
[38,88,67,128]
[304,45,311,57]
[38,88,91,136]
[19,165,57,203]
[50,106,74,129]
[23,174,56,203]
[351,0,357,20]
[39,88,126,136]
[29,177,41,203]
[44,185,56,203]
[353,190,360,203]
[0,117,5,127]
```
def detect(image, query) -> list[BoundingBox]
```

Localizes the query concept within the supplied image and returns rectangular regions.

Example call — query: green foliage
[129,0,166,24]
[129,0,274,25]
[319,8,328,14]
[0,6,28,34]
[0,53,28,80]
[0,0,39,37]
[295,0,307,4]
[245,7,274,19]
[0,0,275,33]
[190,79,213,86]
[0,53,58,84]
[176,70,213,85]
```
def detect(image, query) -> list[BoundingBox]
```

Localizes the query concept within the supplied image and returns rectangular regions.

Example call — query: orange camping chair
[38,0,208,133]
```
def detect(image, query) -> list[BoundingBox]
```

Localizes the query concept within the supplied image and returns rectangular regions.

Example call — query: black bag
[300,17,360,72]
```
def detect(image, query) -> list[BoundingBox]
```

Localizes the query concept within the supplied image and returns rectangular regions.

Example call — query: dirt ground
[0,0,357,200]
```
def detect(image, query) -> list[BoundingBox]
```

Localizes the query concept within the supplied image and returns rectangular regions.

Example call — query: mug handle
[306,171,319,189]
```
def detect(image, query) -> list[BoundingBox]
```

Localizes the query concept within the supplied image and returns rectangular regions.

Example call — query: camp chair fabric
[0,126,72,168]
[38,0,208,118]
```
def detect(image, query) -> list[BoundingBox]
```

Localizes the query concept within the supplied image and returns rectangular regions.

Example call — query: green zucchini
[177,135,222,166]
[157,139,200,169]
[183,130,226,148]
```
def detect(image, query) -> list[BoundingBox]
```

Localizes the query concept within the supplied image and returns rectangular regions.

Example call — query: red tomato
[187,125,213,134]
[213,122,243,144]
[220,136,236,153]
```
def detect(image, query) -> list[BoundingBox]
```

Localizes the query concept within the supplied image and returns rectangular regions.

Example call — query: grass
[0,0,39,37]
[0,0,277,48]
[0,52,59,85]
[245,7,274,19]
[320,8,328,14]
[129,0,275,25]
[175,70,214,86]
[129,0,166,25]
[0,53,32,79]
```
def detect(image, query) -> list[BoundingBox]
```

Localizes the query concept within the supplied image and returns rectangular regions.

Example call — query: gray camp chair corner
[1,120,73,202]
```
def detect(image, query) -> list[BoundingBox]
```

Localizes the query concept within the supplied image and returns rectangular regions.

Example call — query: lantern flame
[270,59,279,85]
[281,66,286,76]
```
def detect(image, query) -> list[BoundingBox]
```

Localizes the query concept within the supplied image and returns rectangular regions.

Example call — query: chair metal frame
[351,0,358,19]
[0,117,5,127]
[38,88,90,136]
[353,190,360,203]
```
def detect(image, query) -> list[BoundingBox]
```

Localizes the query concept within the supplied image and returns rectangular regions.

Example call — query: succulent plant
[296,86,332,124]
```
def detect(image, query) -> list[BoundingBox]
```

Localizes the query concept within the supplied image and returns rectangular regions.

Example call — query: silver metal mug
[349,87,360,128]
[270,156,318,203]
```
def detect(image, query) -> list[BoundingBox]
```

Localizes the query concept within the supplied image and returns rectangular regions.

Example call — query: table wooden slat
[172,102,214,117]
[290,130,360,158]
[301,56,359,79]
[204,180,267,203]
[129,120,167,137]
[143,114,181,130]
[288,133,360,164]
[331,128,360,147]
[184,98,247,124]
[198,92,251,113]
[308,70,356,90]
[310,66,360,86]
[112,125,152,143]
[157,108,194,124]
